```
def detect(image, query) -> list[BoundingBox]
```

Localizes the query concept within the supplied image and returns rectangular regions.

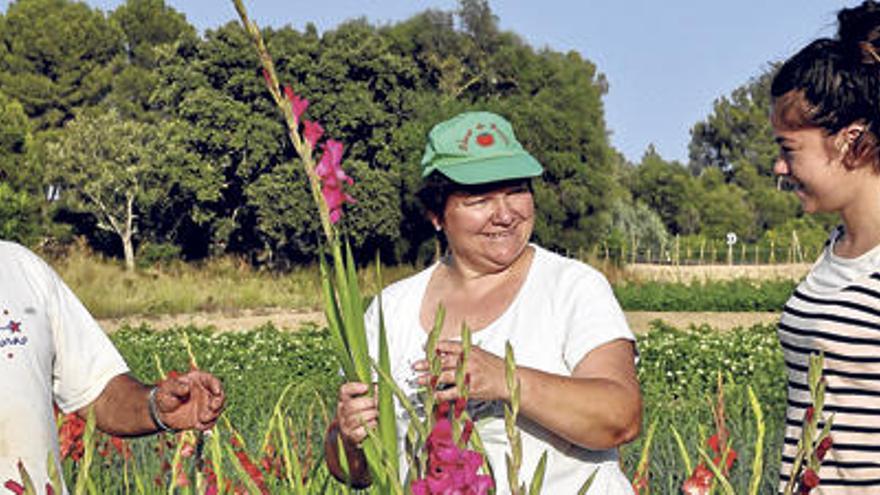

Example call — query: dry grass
[620,262,811,283]
[49,245,418,319]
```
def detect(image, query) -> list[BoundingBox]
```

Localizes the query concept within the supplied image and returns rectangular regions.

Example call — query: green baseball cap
[420,111,544,184]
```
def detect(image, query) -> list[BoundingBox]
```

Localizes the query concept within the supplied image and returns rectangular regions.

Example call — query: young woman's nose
[773,156,790,176]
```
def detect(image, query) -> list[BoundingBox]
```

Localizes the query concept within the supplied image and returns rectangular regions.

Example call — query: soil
[98,308,780,335]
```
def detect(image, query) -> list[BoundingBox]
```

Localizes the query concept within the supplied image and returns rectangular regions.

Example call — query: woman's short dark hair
[771,1,880,170]
[416,173,534,219]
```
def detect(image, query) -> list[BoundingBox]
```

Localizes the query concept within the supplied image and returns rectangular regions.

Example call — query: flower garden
[32,318,790,494]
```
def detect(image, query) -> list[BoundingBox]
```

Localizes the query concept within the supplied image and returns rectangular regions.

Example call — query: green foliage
[0,0,123,129]
[622,322,786,494]
[0,182,40,243]
[112,324,341,425]
[0,0,816,267]
[614,279,797,311]
[94,321,789,494]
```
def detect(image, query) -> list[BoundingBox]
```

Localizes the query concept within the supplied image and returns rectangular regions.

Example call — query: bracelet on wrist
[148,386,174,433]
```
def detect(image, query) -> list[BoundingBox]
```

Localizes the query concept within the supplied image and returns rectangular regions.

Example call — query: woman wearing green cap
[325,111,642,493]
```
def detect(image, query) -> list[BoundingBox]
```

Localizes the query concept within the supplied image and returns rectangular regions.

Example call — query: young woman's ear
[841,122,868,147]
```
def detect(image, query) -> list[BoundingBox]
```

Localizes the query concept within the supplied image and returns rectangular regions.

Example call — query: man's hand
[153,370,225,431]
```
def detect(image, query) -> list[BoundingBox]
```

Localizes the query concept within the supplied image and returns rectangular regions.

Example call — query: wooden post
[675,234,681,266]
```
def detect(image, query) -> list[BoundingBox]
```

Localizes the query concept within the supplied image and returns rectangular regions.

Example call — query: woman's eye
[463,197,488,207]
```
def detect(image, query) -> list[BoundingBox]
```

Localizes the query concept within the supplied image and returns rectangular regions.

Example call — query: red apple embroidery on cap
[476,133,494,147]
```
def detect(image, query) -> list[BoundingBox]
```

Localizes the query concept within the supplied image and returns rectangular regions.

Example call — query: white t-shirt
[804,226,880,293]
[365,244,635,494]
[0,242,128,493]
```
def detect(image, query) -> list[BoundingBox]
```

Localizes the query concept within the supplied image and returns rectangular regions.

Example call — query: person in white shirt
[0,241,225,492]
[324,111,642,494]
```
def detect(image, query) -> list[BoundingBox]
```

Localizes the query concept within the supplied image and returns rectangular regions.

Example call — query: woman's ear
[428,212,442,232]
[839,122,868,148]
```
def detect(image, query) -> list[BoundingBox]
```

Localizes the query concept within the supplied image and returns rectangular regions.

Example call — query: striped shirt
[778,229,880,494]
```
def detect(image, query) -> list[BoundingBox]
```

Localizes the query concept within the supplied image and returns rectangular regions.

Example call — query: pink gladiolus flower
[4,480,24,495]
[316,140,355,223]
[303,120,324,148]
[283,85,308,126]
[411,419,493,495]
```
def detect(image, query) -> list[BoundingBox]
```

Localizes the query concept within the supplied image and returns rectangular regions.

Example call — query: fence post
[675,234,681,266]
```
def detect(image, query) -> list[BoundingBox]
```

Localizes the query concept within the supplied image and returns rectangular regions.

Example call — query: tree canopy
[0,0,816,267]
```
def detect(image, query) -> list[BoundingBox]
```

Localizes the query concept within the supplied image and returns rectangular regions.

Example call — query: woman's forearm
[324,420,372,488]
[516,367,642,449]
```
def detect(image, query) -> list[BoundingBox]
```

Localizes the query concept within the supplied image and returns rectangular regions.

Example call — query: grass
[50,245,419,319]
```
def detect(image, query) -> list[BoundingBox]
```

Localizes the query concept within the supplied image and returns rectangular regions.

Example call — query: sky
[0,0,865,163]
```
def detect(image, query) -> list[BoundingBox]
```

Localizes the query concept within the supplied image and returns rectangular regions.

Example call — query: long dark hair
[771,1,880,170]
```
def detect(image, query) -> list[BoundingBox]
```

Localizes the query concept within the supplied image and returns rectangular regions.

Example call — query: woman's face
[437,181,535,273]
[772,119,862,214]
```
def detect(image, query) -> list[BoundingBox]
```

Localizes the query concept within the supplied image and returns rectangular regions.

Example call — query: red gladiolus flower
[436,400,450,420]
[283,85,308,126]
[816,436,833,461]
[58,413,86,461]
[410,419,493,495]
[303,120,324,148]
[454,398,467,419]
[800,468,820,493]
[230,437,269,495]
[681,464,713,495]
[804,406,814,422]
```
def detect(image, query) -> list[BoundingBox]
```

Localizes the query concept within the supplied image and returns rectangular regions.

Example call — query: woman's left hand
[412,340,508,402]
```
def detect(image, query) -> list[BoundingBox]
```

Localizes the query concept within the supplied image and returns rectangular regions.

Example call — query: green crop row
[614,279,798,311]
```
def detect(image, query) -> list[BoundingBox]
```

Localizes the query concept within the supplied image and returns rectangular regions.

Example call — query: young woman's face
[772,121,859,214]
[437,182,535,272]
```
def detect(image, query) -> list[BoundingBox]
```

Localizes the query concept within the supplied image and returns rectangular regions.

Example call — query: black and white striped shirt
[778,229,880,494]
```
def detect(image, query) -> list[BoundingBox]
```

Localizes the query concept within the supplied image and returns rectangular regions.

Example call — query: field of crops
[38,318,789,494]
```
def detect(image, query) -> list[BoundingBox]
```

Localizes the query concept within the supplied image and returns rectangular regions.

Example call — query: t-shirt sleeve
[44,263,129,413]
[560,266,634,371]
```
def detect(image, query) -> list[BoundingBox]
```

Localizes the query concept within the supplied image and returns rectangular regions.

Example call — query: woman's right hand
[336,382,378,446]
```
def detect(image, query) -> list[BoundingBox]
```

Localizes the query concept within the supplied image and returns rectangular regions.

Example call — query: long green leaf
[747,386,765,495]
[576,468,599,495]
[527,451,548,495]
[670,425,693,476]
[320,251,355,379]
[376,255,400,482]
[74,407,98,495]
[342,241,370,382]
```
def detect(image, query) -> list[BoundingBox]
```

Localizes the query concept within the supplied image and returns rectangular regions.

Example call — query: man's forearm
[80,374,161,437]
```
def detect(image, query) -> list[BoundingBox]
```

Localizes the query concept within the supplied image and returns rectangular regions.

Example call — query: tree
[631,146,701,235]
[688,67,778,179]
[45,109,212,270]
[105,0,197,119]
[0,0,123,129]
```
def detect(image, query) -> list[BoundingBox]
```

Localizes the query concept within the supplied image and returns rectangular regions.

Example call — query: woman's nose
[492,198,514,224]
[773,157,790,176]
